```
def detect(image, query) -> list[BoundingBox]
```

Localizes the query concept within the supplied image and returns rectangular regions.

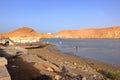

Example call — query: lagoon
[43,39,120,66]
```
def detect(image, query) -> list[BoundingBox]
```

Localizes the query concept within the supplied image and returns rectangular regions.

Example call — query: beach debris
[11,65,18,68]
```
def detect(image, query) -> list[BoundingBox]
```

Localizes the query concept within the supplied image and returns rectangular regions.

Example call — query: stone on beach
[54,75,61,80]
[0,57,7,65]
[82,76,86,80]
[46,67,54,72]
[21,54,61,73]
[0,46,27,58]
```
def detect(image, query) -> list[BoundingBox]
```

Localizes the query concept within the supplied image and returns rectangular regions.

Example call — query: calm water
[42,39,120,66]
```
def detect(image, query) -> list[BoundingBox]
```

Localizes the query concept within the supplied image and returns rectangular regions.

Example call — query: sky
[0,0,120,33]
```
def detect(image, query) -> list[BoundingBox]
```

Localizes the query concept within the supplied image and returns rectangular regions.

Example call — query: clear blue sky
[0,0,120,33]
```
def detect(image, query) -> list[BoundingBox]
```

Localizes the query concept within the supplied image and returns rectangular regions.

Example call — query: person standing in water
[74,46,78,51]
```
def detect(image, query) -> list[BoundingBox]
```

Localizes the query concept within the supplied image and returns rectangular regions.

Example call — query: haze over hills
[0,26,120,40]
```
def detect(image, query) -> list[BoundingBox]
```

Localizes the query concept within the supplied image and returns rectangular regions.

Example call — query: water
[42,39,120,66]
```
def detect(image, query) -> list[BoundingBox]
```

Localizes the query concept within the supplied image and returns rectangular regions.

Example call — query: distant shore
[1,26,120,39]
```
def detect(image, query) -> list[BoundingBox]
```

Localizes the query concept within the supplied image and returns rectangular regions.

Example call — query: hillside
[0,27,54,39]
[1,27,38,37]
[0,27,41,42]
[55,26,120,38]
[0,26,120,39]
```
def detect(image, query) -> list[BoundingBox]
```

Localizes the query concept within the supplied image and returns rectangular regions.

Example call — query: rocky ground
[0,44,120,80]
[27,45,120,80]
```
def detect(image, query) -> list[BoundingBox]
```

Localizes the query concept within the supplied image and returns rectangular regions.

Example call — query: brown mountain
[0,27,55,40]
[55,26,120,38]
[0,27,41,42]
[1,27,38,37]
[0,26,120,39]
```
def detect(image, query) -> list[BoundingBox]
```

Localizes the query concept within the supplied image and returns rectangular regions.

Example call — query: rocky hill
[55,26,120,38]
[1,27,38,37]
[0,27,54,39]
[0,27,41,42]
[0,26,120,39]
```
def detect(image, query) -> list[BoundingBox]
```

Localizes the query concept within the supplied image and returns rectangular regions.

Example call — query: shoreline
[47,44,120,69]
[62,51,120,68]
[27,44,120,79]
[42,38,120,67]
[4,44,120,80]
[47,43,120,68]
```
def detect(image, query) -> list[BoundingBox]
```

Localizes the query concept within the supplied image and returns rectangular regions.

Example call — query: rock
[54,75,61,80]
[74,62,77,66]
[64,61,69,64]
[22,54,61,72]
[46,67,54,72]
[82,76,86,80]
[15,46,27,54]
[0,57,7,65]
[72,66,77,69]
[44,63,61,72]
[93,74,97,78]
